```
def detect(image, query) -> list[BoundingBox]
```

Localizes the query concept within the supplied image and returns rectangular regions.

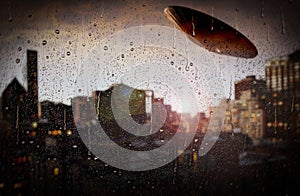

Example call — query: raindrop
[55,29,60,34]
[170,61,174,65]
[185,64,190,71]
[18,47,22,51]
[121,54,125,58]
[192,22,196,37]
[129,41,133,46]
[178,67,181,71]
[260,0,264,18]
[100,0,104,18]
[190,62,193,66]
[61,53,65,58]
[42,40,47,45]
[104,45,108,50]
[69,41,72,45]
[173,25,176,49]
[46,56,49,59]
[66,51,71,56]
[130,48,134,51]
[27,40,31,44]
[82,43,86,47]
[280,7,285,35]
[8,16,13,22]
[88,32,92,36]
[16,58,20,63]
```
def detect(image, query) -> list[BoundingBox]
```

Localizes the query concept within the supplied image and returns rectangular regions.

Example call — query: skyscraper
[26,50,39,123]
[229,76,266,141]
[265,50,300,140]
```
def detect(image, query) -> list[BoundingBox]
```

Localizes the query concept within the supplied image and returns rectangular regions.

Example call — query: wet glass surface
[0,0,300,195]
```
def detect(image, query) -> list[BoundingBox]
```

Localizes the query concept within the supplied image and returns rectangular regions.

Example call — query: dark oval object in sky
[164,6,258,58]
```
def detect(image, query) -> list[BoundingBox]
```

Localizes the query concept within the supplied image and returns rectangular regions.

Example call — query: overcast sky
[0,0,299,113]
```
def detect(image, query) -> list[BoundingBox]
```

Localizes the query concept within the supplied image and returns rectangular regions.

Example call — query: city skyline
[0,48,299,195]
[2,48,299,141]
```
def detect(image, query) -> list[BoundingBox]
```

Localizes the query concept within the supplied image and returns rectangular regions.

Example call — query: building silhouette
[1,78,26,144]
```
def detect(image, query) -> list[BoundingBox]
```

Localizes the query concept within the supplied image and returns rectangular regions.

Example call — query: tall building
[1,78,26,144]
[96,84,148,124]
[222,76,267,142]
[26,50,39,123]
[265,50,300,140]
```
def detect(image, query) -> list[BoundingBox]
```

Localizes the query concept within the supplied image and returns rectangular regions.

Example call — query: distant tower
[26,50,39,122]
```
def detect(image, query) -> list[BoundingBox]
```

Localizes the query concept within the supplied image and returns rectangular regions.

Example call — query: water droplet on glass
[55,29,60,34]
[261,0,264,18]
[16,58,20,63]
[42,40,47,46]
[190,62,193,66]
[66,51,71,56]
[129,41,133,46]
[130,48,134,51]
[280,7,285,35]
[88,32,92,36]
[185,64,190,71]
[18,47,22,51]
[100,0,104,18]
[192,22,196,37]
[104,45,108,50]
[121,54,125,58]
[82,43,86,47]
[170,61,174,65]
[173,25,176,49]
[8,16,13,22]
[61,54,65,58]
